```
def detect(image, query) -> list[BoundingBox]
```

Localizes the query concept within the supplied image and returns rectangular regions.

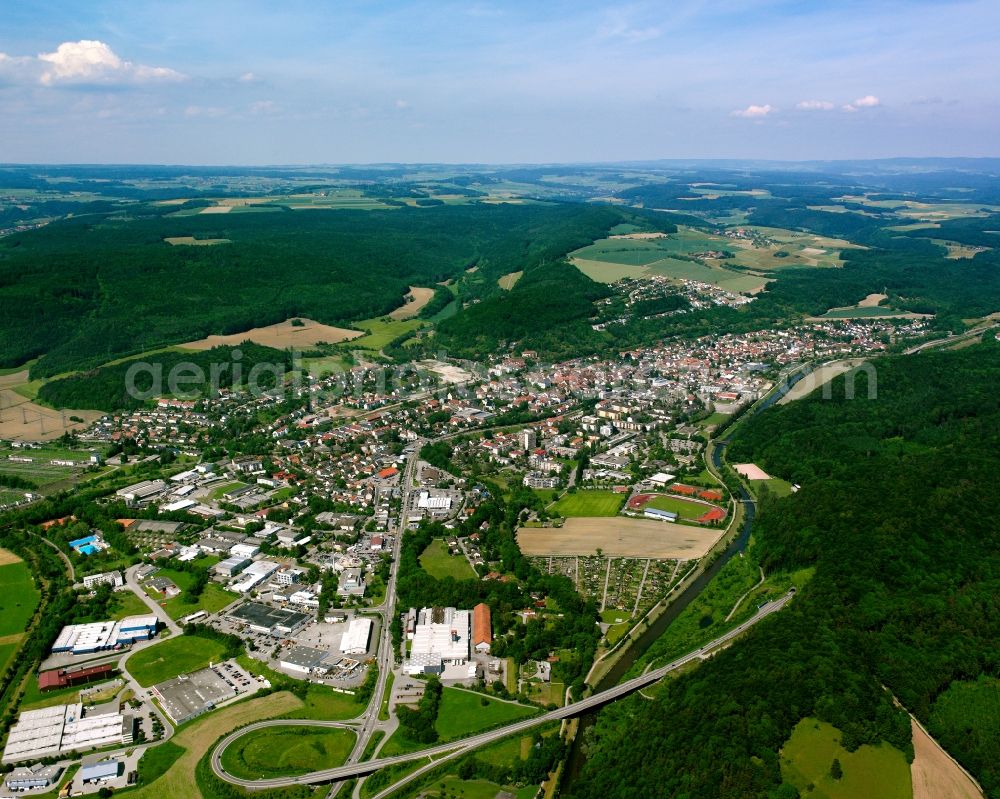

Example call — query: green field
[145,567,238,620]
[126,634,228,687]
[760,478,795,498]
[382,688,537,756]
[349,316,424,351]
[109,589,154,619]
[235,655,366,720]
[419,538,476,580]
[552,490,625,517]
[423,777,537,799]
[646,495,713,520]
[0,552,40,637]
[780,718,911,799]
[0,642,19,674]
[220,726,355,780]
[434,687,537,740]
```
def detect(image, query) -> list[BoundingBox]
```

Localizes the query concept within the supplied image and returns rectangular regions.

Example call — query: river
[558,364,801,792]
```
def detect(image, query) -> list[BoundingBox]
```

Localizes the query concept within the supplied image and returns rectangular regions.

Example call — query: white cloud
[732,104,775,118]
[797,99,834,110]
[843,95,880,112]
[239,72,259,83]
[394,98,410,109]
[36,40,183,85]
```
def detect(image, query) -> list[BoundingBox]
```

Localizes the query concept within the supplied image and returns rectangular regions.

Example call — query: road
[334,437,424,795]
[124,564,182,636]
[210,591,793,789]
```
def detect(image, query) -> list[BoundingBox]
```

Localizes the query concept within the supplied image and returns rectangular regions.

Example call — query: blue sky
[1,0,997,164]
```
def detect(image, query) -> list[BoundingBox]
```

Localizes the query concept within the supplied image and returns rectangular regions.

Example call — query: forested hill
[568,341,1000,799]
[0,202,623,377]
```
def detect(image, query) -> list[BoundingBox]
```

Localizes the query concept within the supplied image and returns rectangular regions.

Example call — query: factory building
[279,645,330,676]
[340,617,373,655]
[50,615,157,656]
[4,763,62,791]
[229,560,279,593]
[404,607,470,676]
[2,704,134,764]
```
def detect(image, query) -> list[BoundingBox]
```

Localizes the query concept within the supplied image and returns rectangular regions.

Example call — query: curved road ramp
[212,592,795,790]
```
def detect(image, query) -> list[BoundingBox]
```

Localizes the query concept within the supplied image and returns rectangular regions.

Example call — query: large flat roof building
[340,617,373,655]
[50,615,157,656]
[2,704,133,764]
[405,607,470,676]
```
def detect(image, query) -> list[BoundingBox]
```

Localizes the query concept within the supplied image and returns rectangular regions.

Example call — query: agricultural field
[419,538,476,580]
[780,718,912,799]
[570,224,855,293]
[551,490,626,517]
[126,634,229,687]
[180,317,361,350]
[348,316,424,351]
[219,726,355,780]
[497,270,523,290]
[388,286,435,320]
[519,517,721,559]
[911,717,986,799]
[0,373,103,441]
[163,236,231,246]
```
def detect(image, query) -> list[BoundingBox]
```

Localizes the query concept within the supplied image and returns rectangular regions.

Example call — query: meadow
[0,550,40,638]
[219,726,355,780]
[418,538,476,580]
[780,718,912,799]
[126,634,229,687]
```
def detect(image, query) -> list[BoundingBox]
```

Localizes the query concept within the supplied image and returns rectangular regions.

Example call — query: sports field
[126,634,228,687]
[781,717,912,799]
[518,517,721,558]
[551,491,625,517]
[419,538,476,580]
[220,726,355,780]
[644,495,714,520]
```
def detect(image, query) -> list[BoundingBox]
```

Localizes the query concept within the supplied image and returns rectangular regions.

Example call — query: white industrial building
[279,645,330,676]
[404,607,470,676]
[214,556,251,578]
[115,480,167,503]
[5,763,62,791]
[2,704,134,764]
[229,560,279,593]
[51,615,157,656]
[417,491,452,511]
[340,617,373,655]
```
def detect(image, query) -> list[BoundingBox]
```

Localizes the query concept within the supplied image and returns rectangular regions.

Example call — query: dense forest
[568,341,1000,799]
[0,202,624,376]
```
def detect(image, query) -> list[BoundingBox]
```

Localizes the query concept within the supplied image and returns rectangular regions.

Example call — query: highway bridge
[211,591,794,790]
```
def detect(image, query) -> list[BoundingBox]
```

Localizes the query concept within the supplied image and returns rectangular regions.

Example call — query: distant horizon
[3,155,1000,170]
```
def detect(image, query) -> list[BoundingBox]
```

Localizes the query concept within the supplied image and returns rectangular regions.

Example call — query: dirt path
[911,717,984,799]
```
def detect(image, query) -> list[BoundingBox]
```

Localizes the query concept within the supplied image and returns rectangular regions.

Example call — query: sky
[1,0,998,164]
